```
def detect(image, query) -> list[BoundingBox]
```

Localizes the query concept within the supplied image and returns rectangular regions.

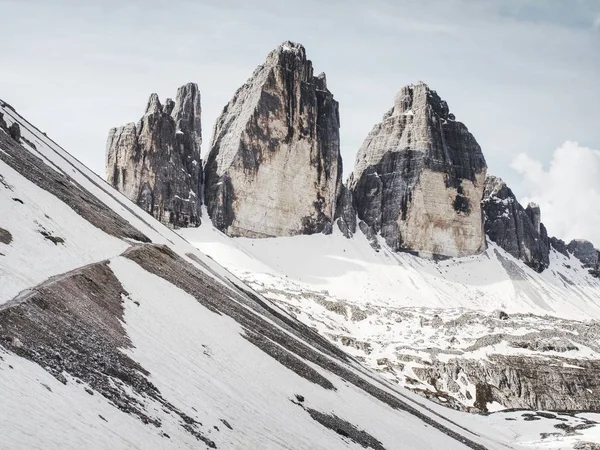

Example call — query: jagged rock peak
[145,93,162,115]
[482,176,550,272]
[171,82,202,155]
[105,82,203,228]
[349,82,487,258]
[525,202,541,234]
[204,41,342,238]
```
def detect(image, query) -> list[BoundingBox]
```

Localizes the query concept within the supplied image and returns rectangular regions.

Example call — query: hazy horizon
[3,0,600,243]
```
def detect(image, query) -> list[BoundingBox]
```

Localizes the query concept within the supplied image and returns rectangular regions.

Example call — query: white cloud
[595,15,600,28]
[511,141,600,245]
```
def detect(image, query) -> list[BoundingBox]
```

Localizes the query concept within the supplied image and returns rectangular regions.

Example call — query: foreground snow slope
[180,210,600,442]
[0,101,527,449]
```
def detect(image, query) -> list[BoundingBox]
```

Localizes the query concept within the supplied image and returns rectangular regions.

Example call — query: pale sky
[2,0,600,243]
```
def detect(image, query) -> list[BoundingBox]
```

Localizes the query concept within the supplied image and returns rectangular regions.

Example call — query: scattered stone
[0,228,12,245]
[493,310,509,320]
[574,442,600,450]
[302,406,386,450]
[8,122,20,141]
[219,419,232,430]
[39,230,65,245]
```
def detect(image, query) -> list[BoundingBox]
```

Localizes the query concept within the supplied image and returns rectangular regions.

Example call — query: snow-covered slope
[0,101,536,450]
[181,223,600,320]
[3,100,600,450]
[180,211,600,430]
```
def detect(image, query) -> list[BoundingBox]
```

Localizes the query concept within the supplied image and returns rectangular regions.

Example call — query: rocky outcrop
[204,41,342,237]
[349,82,487,258]
[482,176,550,272]
[567,239,600,277]
[334,185,356,238]
[550,237,569,256]
[106,83,202,228]
[568,239,598,267]
[8,122,20,142]
[415,354,600,412]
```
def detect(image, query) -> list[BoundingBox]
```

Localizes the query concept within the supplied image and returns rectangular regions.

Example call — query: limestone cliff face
[106,83,202,228]
[349,82,487,258]
[204,42,342,237]
[482,176,550,272]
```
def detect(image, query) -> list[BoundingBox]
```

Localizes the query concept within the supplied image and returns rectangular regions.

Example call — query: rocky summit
[482,176,550,272]
[106,82,202,228]
[204,41,342,238]
[349,82,487,258]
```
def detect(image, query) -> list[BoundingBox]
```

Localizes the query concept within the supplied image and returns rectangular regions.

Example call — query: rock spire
[106,82,202,228]
[204,41,342,237]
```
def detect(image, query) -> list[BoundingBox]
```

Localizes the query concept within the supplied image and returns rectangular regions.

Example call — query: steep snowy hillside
[181,217,600,415]
[0,101,552,450]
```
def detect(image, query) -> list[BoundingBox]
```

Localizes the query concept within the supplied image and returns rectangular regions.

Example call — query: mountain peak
[172,82,202,155]
[144,93,162,115]
[106,83,203,228]
[204,40,340,238]
[351,82,486,257]
[392,82,450,119]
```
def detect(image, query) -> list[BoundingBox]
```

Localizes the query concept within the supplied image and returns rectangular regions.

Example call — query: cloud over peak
[511,141,600,246]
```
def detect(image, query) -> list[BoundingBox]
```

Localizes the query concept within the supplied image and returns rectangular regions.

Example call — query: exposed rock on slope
[106,82,202,228]
[349,82,487,258]
[482,176,550,272]
[568,239,600,277]
[204,41,342,237]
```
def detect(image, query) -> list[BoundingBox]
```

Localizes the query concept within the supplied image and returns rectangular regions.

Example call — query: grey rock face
[525,202,541,233]
[415,354,600,412]
[349,82,487,258]
[567,239,598,267]
[204,41,342,237]
[567,239,600,277]
[482,176,550,272]
[106,83,202,228]
[334,184,356,238]
[550,237,569,256]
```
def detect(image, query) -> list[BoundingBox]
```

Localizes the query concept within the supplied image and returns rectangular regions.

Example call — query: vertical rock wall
[106,83,202,228]
[349,82,487,258]
[204,42,342,237]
